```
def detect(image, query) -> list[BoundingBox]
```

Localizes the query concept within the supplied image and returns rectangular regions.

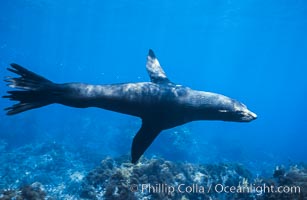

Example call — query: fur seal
[3,49,257,163]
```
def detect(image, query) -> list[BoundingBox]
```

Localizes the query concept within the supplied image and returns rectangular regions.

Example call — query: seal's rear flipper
[3,63,59,115]
[131,120,161,163]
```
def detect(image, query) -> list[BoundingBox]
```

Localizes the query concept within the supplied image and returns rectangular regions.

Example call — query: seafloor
[0,141,306,200]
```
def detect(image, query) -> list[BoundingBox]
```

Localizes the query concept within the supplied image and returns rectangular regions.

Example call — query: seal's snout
[249,111,257,120]
[233,101,257,122]
[242,110,257,122]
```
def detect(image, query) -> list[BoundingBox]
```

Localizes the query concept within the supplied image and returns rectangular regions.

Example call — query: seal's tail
[3,63,59,115]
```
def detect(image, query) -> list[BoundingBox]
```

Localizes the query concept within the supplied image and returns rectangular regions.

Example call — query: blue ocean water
[0,0,306,189]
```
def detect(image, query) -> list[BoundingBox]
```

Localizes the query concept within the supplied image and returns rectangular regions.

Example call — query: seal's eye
[240,103,247,108]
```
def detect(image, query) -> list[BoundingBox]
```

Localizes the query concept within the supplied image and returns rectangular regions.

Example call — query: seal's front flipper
[131,120,162,163]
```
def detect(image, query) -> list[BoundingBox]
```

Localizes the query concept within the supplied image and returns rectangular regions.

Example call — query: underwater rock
[0,142,93,199]
[0,189,18,200]
[1,141,305,199]
[0,182,46,200]
[257,165,307,200]
[80,157,254,200]
[79,158,307,200]
[21,182,46,200]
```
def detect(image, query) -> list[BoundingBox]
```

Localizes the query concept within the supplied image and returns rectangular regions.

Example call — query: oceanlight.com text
[129,183,301,196]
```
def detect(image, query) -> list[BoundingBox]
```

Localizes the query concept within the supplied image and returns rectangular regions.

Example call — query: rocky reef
[258,165,307,200]
[79,157,306,200]
[0,141,94,199]
[0,182,46,200]
[0,141,306,200]
[80,156,253,200]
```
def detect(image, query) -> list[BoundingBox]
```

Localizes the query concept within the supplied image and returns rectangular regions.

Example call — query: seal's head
[232,101,257,122]
[186,91,257,123]
[218,99,257,122]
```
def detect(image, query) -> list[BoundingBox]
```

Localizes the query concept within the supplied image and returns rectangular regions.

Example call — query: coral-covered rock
[258,165,307,200]
[0,141,305,200]
[80,157,254,199]
[0,182,46,200]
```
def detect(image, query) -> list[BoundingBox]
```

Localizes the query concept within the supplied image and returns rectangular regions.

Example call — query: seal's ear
[146,49,171,84]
